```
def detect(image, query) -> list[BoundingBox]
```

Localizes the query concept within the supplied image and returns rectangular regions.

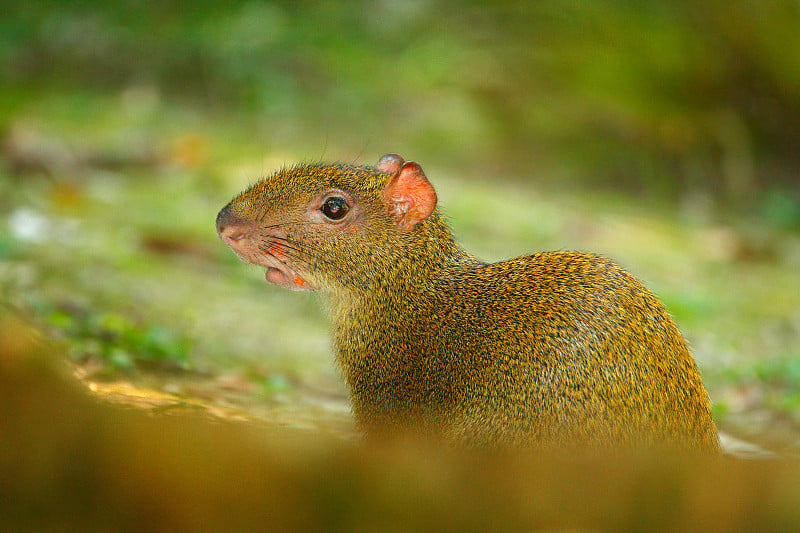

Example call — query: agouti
[216,154,719,452]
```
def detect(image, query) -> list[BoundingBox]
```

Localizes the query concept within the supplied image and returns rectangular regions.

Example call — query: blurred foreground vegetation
[4,313,800,531]
[1,1,799,451]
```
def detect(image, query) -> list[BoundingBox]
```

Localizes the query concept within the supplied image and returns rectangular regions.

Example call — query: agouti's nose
[215,205,232,235]
[220,226,246,244]
[216,205,247,244]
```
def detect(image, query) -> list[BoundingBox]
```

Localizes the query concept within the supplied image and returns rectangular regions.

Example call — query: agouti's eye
[321,197,349,220]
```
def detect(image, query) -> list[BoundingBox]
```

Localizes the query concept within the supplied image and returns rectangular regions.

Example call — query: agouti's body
[216,154,719,452]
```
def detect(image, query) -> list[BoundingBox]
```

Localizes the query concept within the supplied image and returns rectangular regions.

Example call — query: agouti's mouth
[257,241,313,291]
[264,264,312,291]
[217,222,313,291]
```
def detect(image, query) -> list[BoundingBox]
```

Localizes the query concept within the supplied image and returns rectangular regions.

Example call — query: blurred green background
[1,0,799,450]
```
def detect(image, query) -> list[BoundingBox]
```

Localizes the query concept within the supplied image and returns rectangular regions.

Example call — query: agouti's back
[216,153,719,452]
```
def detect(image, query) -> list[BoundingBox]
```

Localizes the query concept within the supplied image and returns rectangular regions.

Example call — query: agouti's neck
[323,215,481,321]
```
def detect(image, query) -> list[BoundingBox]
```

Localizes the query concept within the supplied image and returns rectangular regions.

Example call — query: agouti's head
[216,154,439,292]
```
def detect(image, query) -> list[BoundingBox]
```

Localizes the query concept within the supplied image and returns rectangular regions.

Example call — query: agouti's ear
[381,161,437,230]
[376,153,404,174]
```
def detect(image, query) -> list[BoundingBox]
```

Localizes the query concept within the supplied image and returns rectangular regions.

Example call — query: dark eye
[321,196,349,220]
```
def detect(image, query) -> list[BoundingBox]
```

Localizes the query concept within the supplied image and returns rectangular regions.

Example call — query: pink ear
[381,161,437,230]
[376,153,404,174]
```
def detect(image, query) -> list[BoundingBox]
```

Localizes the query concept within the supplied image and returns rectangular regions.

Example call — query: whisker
[246,220,374,284]
[255,237,349,278]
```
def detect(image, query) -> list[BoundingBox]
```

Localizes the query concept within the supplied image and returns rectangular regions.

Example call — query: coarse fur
[216,155,719,452]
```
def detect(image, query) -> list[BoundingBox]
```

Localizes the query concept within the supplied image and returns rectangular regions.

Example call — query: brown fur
[216,156,719,452]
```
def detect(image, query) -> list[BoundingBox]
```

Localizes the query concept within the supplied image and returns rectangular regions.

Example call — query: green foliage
[2,1,799,204]
[712,351,800,434]
[752,352,800,392]
[760,189,800,230]
[43,304,193,375]
[0,231,21,259]
[257,373,293,399]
